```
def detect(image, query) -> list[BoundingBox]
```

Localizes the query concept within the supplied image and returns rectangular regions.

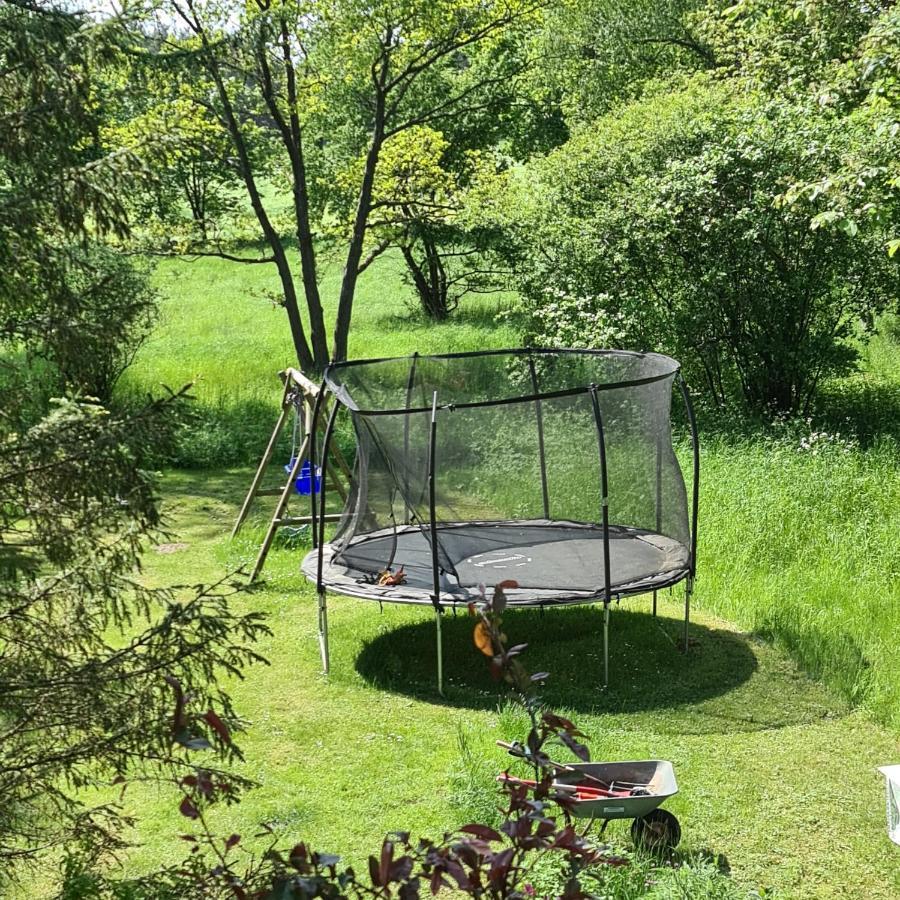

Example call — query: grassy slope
[108,253,900,897]
[122,249,520,407]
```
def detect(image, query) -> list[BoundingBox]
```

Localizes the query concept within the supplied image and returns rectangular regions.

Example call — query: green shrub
[497,75,899,412]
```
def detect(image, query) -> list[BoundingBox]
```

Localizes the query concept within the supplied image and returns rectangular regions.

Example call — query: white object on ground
[878,765,900,846]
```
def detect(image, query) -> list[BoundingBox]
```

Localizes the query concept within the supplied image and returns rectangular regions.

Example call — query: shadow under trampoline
[355,604,761,719]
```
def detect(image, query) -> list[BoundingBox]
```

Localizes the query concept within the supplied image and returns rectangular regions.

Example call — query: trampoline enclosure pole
[427,391,444,694]
[676,372,699,655]
[435,607,443,696]
[402,353,419,525]
[315,401,340,676]
[684,576,692,653]
[308,379,327,550]
[316,401,340,581]
[526,355,550,519]
[589,386,613,687]
[604,603,610,686]
[676,372,700,577]
[317,590,330,674]
[653,419,663,617]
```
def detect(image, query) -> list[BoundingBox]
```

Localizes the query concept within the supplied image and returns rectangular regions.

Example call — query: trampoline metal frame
[307,349,700,695]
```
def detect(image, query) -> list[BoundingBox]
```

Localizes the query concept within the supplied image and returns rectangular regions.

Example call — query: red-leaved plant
[79,583,625,899]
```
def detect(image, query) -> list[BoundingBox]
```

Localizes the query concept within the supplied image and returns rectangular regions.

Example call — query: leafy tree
[104,69,247,246]
[693,0,889,95]
[0,0,266,877]
[118,0,543,367]
[326,126,512,320]
[536,0,712,124]
[491,76,899,411]
[731,1,900,255]
[316,21,555,322]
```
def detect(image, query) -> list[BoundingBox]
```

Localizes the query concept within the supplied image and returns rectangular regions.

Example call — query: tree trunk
[202,39,315,371]
[278,17,329,371]
[401,240,451,321]
[333,55,389,362]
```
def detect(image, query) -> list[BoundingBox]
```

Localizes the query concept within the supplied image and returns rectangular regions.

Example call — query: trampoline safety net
[302,349,698,609]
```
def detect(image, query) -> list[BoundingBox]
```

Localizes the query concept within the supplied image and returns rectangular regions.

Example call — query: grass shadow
[368,296,524,331]
[358,605,747,713]
[815,374,900,447]
[355,604,842,734]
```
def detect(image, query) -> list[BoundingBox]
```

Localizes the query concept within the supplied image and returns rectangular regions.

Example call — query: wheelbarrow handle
[497,774,626,799]
[495,740,614,791]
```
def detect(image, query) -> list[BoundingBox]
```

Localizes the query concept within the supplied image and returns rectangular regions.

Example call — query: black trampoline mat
[302,521,690,607]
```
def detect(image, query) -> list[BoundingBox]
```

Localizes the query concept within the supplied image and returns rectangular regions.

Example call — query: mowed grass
[98,469,900,900]
[107,253,900,897]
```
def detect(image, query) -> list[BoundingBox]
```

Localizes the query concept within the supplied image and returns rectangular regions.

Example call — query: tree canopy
[110,0,547,368]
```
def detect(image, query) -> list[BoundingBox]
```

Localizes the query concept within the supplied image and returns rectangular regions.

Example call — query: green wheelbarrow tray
[555,760,677,820]
[555,760,681,850]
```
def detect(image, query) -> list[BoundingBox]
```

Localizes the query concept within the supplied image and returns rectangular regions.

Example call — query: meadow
[102,249,900,898]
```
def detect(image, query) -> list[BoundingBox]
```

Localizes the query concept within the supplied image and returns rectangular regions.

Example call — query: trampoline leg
[652,590,657,617]
[603,603,610,687]
[317,590,330,675]
[435,607,444,696]
[683,577,692,653]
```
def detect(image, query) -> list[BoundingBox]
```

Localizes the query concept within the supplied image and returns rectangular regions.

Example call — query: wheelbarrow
[554,760,681,851]
[497,743,681,851]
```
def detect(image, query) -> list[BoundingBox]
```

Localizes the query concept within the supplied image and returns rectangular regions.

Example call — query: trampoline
[302,348,699,691]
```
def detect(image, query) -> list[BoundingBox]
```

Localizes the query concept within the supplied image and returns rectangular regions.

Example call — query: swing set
[231,368,351,582]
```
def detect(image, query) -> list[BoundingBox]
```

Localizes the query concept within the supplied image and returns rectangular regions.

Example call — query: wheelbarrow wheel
[631,809,681,851]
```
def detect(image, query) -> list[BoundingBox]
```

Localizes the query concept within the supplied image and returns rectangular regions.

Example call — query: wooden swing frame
[232,368,351,582]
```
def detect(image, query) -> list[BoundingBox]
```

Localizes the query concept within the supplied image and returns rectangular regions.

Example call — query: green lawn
[101,253,900,898]
[101,468,899,899]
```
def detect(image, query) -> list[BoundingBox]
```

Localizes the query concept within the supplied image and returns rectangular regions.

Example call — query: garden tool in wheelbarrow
[497,740,682,851]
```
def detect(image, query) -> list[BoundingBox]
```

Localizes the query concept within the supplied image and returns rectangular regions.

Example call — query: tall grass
[698,431,899,730]
[121,250,521,465]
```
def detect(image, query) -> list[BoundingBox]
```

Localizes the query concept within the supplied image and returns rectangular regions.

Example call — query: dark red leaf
[380,839,394,884]
[551,826,576,849]
[488,848,515,886]
[558,731,590,762]
[179,796,200,820]
[389,855,414,882]
[225,833,241,849]
[288,842,308,871]
[542,713,579,733]
[459,824,503,843]
[203,709,231,743]
[444,860,470,890]
[369,854,381,886]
